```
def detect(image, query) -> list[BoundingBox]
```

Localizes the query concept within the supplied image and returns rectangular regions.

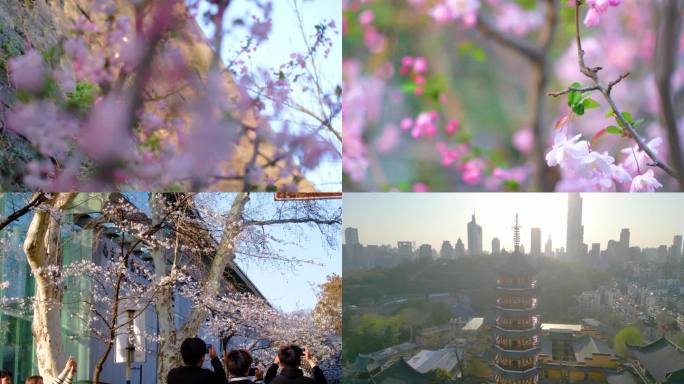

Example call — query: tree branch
[476,13,543,63]
[0,193,47,232]
[244,217,341,227]
[569,0,679,182]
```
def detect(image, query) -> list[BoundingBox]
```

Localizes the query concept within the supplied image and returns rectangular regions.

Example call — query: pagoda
[493,214,540,384]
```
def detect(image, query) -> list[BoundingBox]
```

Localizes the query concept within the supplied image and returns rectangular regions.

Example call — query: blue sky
[195,0,342,191]
[343,193,684,254]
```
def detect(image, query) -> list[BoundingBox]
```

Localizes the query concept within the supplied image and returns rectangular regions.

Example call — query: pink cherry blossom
[412,182,429,192]
[630,169,662,192]
[446,119,460,135]
[545,132,590,169]
[9,50,46,93]
[513,128,533,154]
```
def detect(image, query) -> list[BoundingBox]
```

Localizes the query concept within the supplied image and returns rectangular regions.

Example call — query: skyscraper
[345,227,360,245]
[418,244,433,260]
[566,193,584,260]
[440,240,454,259]
[620,229,630,249]
[398,241,414,261]
[455,238,466,258]
[492,238,501,255]
[544,236,552,257]
[530,228,541,257]
[671,235,682,266]
[468,214,483,256]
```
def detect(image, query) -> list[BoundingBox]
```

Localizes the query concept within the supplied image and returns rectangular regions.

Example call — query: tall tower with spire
[494,214,540,384]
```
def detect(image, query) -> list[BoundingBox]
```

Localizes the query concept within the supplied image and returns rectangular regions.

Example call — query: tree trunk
[23,193,76,382]
[151,193,182,383]
[179,192,249,338]
[148,193,249,376]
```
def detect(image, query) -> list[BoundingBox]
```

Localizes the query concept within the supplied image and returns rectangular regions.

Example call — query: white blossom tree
[1,192,341,383]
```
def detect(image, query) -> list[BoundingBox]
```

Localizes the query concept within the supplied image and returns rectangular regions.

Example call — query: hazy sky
[343,193,684,253]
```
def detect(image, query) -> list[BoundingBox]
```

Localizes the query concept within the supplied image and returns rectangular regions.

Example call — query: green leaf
[583,98,600,109]
[400,81,417,94]
[503,180,520,191]
[567,82,582,107]
[572,103,585,116]
[606,126,622,135]
[621,111,634,124]
[605,110,616,118]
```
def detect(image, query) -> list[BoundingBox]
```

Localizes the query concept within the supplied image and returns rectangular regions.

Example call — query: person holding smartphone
[223,349,264,383]
[264,346,327,384]
[167,337,227,384]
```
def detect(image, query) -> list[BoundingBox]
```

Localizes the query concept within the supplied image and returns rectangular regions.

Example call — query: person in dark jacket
[223,349,263,383]
[167,338,227,384]
[264,345,326,384]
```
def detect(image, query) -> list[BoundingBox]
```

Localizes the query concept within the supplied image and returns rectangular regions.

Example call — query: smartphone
[206,344,212,354]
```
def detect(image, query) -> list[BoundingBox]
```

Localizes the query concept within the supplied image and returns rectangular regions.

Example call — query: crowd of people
[0,338,327,384]
[167,337,328,384]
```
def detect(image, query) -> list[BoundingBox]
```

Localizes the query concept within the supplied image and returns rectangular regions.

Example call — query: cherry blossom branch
[550,0,679,184]
[547,75,629,97]
[654,0,684,188]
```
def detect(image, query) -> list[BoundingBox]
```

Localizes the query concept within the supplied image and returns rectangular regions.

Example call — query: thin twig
[565,0,679,181]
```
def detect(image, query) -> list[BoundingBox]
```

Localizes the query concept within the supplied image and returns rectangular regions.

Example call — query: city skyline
[343,193,684,253]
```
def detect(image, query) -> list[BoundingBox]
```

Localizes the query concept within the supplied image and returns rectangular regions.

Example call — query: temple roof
[371,359,432,384]
[627,337,684,383]
[574,335,616,362]
[407,348,461,374]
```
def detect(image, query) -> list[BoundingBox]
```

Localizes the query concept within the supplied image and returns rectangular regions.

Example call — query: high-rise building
[345,227,360,245]
[418,244,433,260]
[398,241,414,261]
[440,241,454,259]
[492,238,501,255]
[494,214,540,384]
[468,214,483,256]
[620,228,630,250]
[455,238,466,258]
[590,243,601,264]
[671,235,682,267]
[544,236,552,257]
[566,193,584,261]
[530,228,541,257]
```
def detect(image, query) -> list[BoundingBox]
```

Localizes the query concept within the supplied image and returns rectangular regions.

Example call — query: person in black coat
[264,345,327,384]
[223,349,263,384]
[167,338,227,384]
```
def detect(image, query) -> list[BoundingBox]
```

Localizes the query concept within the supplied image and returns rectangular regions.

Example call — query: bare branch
[476,13,543,63]
[0,193,47,232]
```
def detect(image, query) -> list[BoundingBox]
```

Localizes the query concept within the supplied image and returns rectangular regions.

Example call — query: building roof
[573,335,615,362]
[407,348,460,374]
[462,317,485,332]
[371,359,432,384]
[606,371,642,384]
[628,338,684,382]
[363,342,417,363]
[541,323,583,333]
